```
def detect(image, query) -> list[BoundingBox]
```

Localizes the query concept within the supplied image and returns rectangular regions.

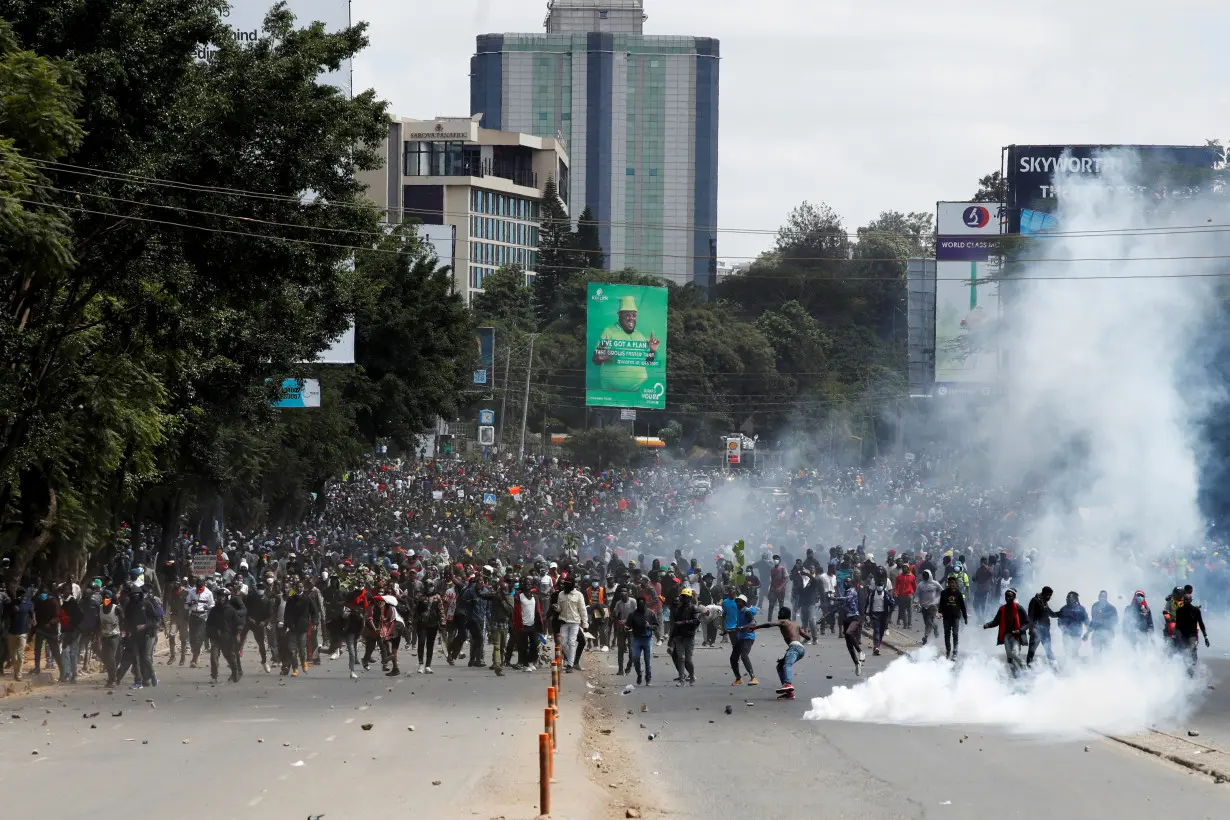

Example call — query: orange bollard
[547,685,556,710]
[551,705,558,750]
[539,733,552,815]
[544,707,555,779]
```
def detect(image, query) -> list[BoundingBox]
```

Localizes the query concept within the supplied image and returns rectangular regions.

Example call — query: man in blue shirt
[721,588,739,637]
[728,594,759,686]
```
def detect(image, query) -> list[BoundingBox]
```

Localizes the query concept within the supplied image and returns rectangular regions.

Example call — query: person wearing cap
[591,293,660,394]
[729,594,759,686]
[669,587,700,685]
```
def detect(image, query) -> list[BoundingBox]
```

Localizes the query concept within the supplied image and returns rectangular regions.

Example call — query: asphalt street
[592,627,1229,820]
[0,639,604,820]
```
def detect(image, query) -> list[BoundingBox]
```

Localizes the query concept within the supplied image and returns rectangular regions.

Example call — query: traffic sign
[473,369,488,384]
[483,492,497,506]
[620,408,637,421]
[479,409,496,425]
[477,425,495,445]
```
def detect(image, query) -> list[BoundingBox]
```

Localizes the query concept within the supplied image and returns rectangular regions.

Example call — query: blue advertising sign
[272,378,321,408]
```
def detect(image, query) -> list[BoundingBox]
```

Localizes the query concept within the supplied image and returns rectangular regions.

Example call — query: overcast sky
[346,0,1229,262]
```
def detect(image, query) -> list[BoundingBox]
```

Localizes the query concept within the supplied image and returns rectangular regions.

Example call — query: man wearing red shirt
[893,564,917,629]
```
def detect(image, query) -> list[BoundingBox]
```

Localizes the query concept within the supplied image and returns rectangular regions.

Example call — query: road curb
[869,627,1229,784]
[1105,732,1230,783]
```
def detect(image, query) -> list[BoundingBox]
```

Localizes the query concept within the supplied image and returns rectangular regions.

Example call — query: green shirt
[597,324,650,391]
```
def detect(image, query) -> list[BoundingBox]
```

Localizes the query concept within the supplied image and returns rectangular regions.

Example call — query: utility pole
[497,346,512,451]
[518,333,539,461]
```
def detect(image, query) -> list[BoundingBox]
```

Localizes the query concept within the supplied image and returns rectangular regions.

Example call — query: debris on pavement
[361,723,374,731]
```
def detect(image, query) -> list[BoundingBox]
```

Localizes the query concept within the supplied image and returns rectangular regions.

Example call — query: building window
[539,112,548,121]
[599,10,608,18]
[626,168,635,175]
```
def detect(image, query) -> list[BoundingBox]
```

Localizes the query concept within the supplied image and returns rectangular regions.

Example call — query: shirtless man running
[743,607,811,699]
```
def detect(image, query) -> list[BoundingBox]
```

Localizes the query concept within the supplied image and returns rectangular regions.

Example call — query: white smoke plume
[805,644,1203,738]
[805,151,1226,736]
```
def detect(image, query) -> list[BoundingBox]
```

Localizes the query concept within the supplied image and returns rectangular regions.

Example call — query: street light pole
[518,333,539,461]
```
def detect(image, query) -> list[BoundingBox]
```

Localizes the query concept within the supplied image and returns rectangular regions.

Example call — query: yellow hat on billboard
[618,295,638,312]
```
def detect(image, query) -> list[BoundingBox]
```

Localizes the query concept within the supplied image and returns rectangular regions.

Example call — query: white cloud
[340,0,1230,261]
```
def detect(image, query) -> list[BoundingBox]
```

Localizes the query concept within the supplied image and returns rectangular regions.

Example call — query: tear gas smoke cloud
[805,152,1226,736]
[805,644,1204,737]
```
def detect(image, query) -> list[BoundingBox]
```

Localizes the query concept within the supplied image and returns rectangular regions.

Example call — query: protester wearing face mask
[98,589,123,688]
[1123,590,1153,646]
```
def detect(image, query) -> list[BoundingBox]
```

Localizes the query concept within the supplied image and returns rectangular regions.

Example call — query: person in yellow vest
[592,294,659,393]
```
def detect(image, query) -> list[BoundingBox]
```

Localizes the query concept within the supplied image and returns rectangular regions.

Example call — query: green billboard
[585,283,668,409]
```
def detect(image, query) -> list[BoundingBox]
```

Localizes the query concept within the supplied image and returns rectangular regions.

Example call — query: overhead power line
[12,192,1230,282]
[27,157,1230,242]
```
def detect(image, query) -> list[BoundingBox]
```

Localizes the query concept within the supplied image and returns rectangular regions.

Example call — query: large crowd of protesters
[0,452,1222,690]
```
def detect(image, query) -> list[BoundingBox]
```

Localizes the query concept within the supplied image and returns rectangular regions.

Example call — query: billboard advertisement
[934,202,1003,387]
[1004,144,1218,233]
[273,378,321,408]
[474,327,495,386]
[585,283,668,409]
[203,1,353,96]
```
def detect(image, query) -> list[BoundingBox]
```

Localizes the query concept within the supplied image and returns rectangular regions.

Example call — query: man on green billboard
[586,284,667,409]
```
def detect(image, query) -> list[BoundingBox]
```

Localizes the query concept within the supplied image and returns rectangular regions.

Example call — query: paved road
[0,642,601,819]
[592,631,1228,820]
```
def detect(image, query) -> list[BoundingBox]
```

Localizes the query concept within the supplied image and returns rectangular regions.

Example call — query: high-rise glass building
[470,0,719,287]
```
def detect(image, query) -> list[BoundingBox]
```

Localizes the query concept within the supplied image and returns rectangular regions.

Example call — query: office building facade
[470,0,719,287]
[359,115,570,304]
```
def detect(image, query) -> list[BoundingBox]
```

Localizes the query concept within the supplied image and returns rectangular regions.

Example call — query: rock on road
[0,646,604,820]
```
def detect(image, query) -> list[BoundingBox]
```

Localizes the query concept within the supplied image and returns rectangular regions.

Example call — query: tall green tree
[472,264,536,335]
[348,225,476,450]
[573,204,605,270]
[532,176,573,328]
[0,0,395,566]
[972,170,1005,202]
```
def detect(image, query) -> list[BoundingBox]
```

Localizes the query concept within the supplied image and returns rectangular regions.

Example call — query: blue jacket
[1057,602,1088,637]
[841,588,861,619]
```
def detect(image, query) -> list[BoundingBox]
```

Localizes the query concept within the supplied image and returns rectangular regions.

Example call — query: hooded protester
[916,569,943,646]
[865,579,894,656]
[1088,590,1119,654]
[984,588,1029,677]
[939,574,968,660]
[122,585,160,690]
[1057,591,1089,659]
[1027,586,1060,667]
[1123,590,1153,645]
[841,586,864,676]
[205,587,243,683]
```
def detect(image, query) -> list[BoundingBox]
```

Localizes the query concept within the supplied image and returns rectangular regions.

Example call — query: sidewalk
[0,642,94,698]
